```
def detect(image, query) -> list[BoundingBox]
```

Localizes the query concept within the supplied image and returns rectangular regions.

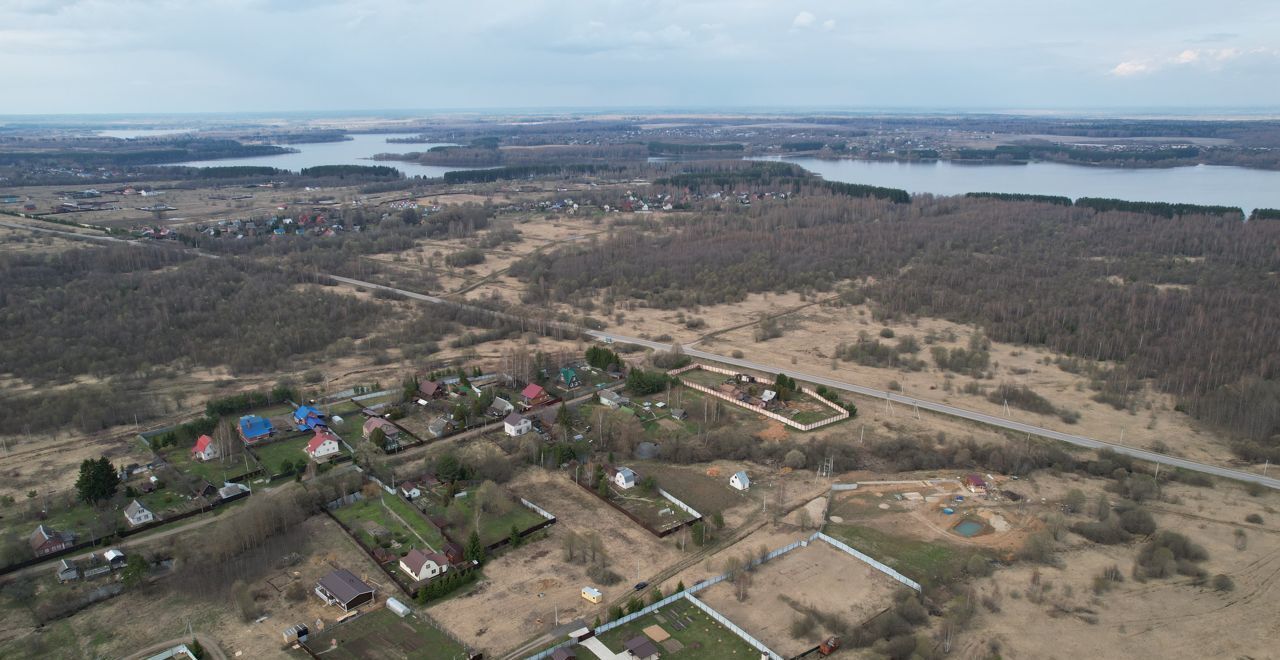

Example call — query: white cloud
[1175,49,1199,64]
[822,18,836,31]
[792,11,815,29]
[1109,60,1152,76]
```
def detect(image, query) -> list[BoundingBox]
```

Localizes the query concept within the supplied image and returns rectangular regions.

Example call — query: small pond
[952,520,985,538]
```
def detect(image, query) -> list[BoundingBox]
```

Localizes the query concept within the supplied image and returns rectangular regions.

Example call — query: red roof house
[191,435,219,462]
[305,431,341,461]
[521,383,549,406]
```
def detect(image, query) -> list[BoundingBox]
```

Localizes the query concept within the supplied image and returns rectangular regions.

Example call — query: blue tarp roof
[238,415,273,438]
[294,405,322,420]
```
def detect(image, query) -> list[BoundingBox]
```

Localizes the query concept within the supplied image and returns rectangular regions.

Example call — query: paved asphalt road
[584,330,1280,490]
[6,219,1275,490]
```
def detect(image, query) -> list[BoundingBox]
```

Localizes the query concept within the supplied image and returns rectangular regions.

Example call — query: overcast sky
[3,0,1279,115]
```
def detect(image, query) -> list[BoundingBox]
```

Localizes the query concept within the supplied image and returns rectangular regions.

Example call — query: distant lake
[98,129,192,139]
[756,156,1280,214]
[171,133,471,178]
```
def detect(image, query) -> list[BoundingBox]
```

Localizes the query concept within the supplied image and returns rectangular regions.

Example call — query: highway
[6,218,1276,489]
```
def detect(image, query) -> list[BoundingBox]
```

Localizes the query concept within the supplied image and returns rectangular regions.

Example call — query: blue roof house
[238,415,274,443]
[293,405,327,432]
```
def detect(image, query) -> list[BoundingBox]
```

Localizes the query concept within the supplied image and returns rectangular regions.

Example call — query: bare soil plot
[299,607,466,659]
[426,468,684,656]
[695,540,902,657]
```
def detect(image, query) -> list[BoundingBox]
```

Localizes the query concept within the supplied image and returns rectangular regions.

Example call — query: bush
[1245,513,1264,524]
[1071,519,1132,545]
[1135,531,1208,578]
[879,327,895,338]
[965,554,993,577]
[1212,574,1235,592]
[1118,507,1157,535]
[784,449,806,469]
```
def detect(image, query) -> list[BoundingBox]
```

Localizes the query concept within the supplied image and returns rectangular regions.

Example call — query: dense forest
[511,194,1280,455]
[0,137,290,167]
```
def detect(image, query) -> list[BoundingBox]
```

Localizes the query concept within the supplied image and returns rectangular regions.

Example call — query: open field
[299,607,467,659]
[955,476,1280,660]
[592,597,759,659]
[426,468,684,656]
[695,538,902,657]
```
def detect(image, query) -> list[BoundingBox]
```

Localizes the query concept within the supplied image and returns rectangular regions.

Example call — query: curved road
[5,220,1275,490]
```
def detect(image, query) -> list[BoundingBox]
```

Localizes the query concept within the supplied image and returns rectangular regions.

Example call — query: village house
[124,499,155,527]
[399,548,451,582]
[504,413,532,437]
[487,396,515,418]
[56,559,80,583]
[730,470,751,491]
[30,524,75,557]
[599,390,629,410]
[965,474,988,494]
[624,635,662,660]
[521,383,551,407]
[362,417,400,444]
[314,568,375,611]
[560,367,581,388]
[399,481,422,500]
[293,405,327,432]
[613,467,638,490]
[237,415,274,443]
[190,434,219,462]
[417,380,446,400]
[305,431,341,461]
[427,417,454,438]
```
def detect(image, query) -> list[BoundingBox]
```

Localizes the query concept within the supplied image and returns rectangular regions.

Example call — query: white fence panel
[683,594,782,660]
[657,488,702,519]
[816,532,922,592]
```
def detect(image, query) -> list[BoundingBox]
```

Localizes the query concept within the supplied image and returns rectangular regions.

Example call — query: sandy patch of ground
[695,539,901,656]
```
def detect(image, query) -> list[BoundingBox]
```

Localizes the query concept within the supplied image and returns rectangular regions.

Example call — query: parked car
[633,581,649,591]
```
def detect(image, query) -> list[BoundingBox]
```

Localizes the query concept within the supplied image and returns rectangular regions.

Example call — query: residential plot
[298,607,466,660]
[695,540,903,657]
[416,488,545,547]
[332,492,447,552]
[426,469,684,656]
[590,597,759,660]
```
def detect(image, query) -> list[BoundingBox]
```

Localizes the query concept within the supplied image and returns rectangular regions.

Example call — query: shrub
[1212,574,1235,592]
[879,327,895,339]
[1118,507,1157,535]
[1245,513,1264,524]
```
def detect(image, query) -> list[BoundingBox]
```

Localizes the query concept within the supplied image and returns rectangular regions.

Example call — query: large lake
[757,156,1280,214]
[172,133,468,178]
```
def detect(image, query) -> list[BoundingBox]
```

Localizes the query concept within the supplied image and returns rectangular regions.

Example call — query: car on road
[633,581,649,591]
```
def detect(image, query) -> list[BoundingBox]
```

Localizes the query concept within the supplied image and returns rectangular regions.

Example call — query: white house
[190,434,219,462]
[399,481,422,500]
[599,390,628,410]
[729,471,751,491]
[504,413,532,437]
[305,431,341,461]
[123,500,155,527]
[399,548,450,582]
[614,467,638,490]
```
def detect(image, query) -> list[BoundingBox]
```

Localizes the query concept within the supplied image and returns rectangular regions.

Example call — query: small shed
[729,470,750,491]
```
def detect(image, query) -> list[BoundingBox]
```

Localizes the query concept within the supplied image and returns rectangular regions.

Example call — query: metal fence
[830,483,861,492]
[525,535,815,659]
[815,532,922,592]
[683,594,782,660]
[656,487,702,519]
[520,497,556,521]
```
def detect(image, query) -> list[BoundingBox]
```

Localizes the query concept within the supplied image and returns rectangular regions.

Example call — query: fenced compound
[815,532,922,592]
[683,593,783,660]
[667,363,849,431]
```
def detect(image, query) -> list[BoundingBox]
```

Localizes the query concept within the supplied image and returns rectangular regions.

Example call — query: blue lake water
[953,520,985,537]
[757,156,1280,214]
[170,133,469,178]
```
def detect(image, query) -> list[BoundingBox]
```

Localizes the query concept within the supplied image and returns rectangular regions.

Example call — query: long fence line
[683,593,782,660]
[656,487,702,520]
[524,536,814,660]
[568,475,702,538]
[667,364,848,431]
[814,532,922,592]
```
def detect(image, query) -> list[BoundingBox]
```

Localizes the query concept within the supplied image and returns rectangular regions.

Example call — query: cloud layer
[0,0,1277,113]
